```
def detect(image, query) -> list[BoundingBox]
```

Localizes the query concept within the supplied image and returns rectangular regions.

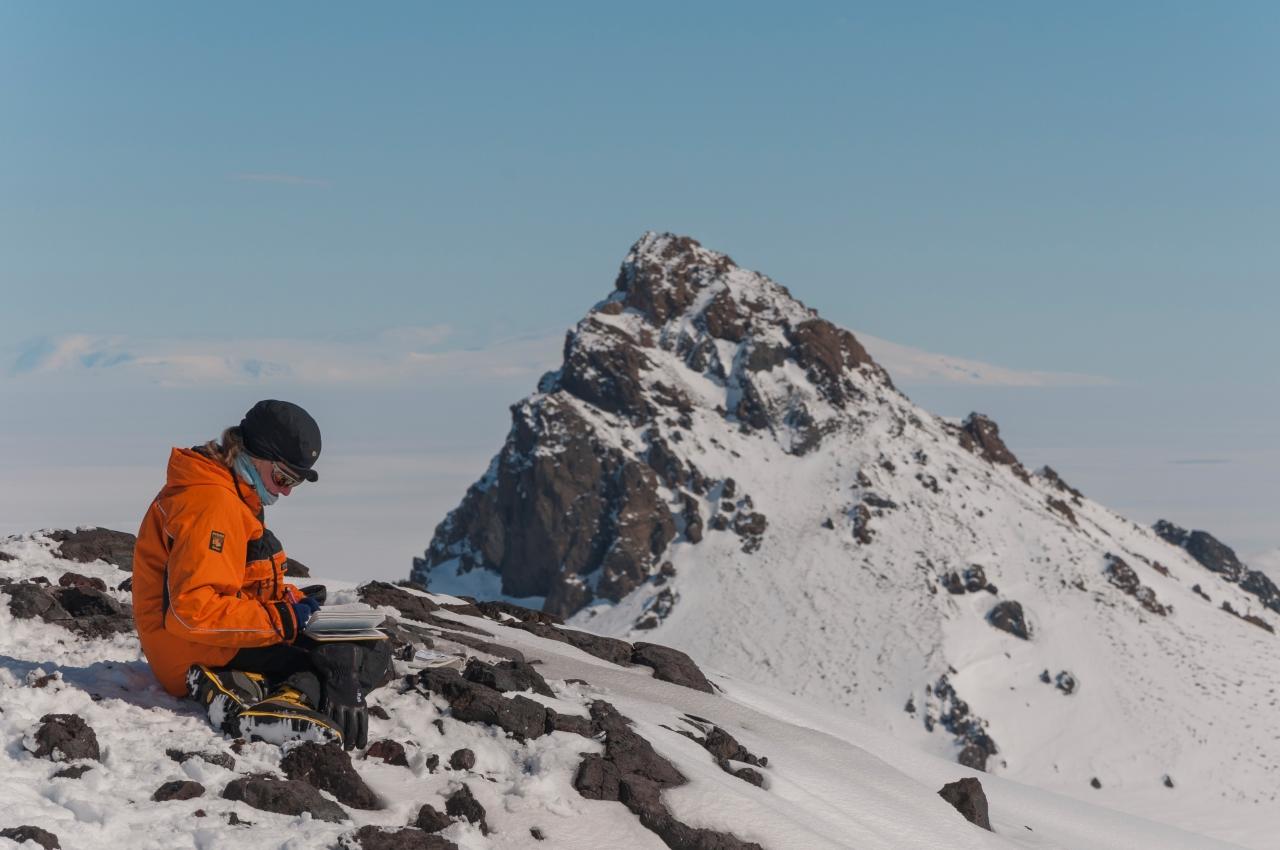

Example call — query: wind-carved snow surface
[417,233,1279,849]
[0,532,1252,849]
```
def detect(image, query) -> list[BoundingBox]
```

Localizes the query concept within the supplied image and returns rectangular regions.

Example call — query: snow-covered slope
[415,233,1280,847]
[0,531,1251,849]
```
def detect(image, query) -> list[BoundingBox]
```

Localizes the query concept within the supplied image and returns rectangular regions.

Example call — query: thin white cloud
[231,172,331,187]
[7,326,562,388]
[8,327,1109,391]
[856,332,1114,387]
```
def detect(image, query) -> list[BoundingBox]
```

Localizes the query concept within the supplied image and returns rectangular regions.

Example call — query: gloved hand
[291,595,321,633]
[310,642,368,750]
[298,584,328,606]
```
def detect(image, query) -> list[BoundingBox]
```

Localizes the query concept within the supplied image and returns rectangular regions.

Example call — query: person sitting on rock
[131,399,388,749]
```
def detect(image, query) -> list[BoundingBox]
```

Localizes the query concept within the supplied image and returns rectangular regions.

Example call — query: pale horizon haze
[2,3,1277,581]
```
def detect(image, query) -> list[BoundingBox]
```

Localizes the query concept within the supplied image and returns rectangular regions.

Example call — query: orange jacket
[133,447,303,696]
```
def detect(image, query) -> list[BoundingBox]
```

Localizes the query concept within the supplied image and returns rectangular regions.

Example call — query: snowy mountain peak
[414,234,1280,840]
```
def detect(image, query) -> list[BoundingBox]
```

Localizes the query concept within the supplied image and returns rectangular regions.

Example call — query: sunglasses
[270,461,305,489]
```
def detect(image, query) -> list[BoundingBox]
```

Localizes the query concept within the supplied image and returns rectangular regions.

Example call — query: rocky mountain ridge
[4,527,1228,850]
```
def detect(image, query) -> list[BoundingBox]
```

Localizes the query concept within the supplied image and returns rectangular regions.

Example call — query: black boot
[186,665,268,735]
[237,671,344,747]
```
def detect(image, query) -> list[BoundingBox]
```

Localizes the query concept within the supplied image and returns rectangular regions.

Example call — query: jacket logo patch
[209,531,225,553]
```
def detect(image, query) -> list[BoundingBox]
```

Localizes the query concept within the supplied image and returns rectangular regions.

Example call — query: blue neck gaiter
[235,454,278,506]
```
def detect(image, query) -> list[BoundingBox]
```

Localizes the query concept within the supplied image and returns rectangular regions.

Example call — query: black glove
[310,642,368,750]
[299,584,328,605]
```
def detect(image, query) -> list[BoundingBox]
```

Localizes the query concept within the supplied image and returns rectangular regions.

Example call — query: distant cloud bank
[856,332,1114,388]
[7,327,560,388]
[6,327,1110,390]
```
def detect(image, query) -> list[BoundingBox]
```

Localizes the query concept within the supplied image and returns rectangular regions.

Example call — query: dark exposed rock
[941,572,965,595]
[1055,671,1077,695]
[0,826,60,849]
[364,739,409,767]
[358,581,440,622]
[1104,554,1169,616]
[927,675,998,772]
[957,413,1023,470]
[57,572,106,592]
[445,784,490,835]
[6,583,72,623]
[786,318,885,404]
[432,629,526,663]
[1037,466,1083,502]
[417,668,548,741]
[1046,497,1078,526]
[368,706,391,721]
[31,714,99,762]
[420,395,676,619]
[463,657,554,697]
[280,742,382,810]
[1090,777,1102,789]
[415,803,453,833]
[648,434,687,489]
[680,719,768,786]
[938,777,992,831]
[165,748,235,770]
[2,578,132,639]
[53,586,135,638]
[615,233,732,326]
[957,744,989,771]
[530,827,546,841]
[512,621,634,666]
[731,511,768,553]
[1163,774,1175,788]
[545,708,594,737]
[347,826,458,850]
[635,586,677,630]
[222,775,348,823]
[701,288,750,342]
[474,599,562,626]
[425,754,440,772]
[449,748,476,771]
[744,340,789,372]
[574,701,762,849]
[631,642,714,693]
[52,765,92,779]
[724,763,764,786]
[283,557,311,577]
[152,780,206,802]
[851,504,873,545]
[559,317,653,417]
[47,527,135,571]
[963,566,988,593]
[1221,601,1276,633]
[862,493,899,511]
[1155,519,1280,615]
[682,494,704,544]
[988,601,1031,640]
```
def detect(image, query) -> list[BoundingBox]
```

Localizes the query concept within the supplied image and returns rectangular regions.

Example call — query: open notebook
[303,604,388,642]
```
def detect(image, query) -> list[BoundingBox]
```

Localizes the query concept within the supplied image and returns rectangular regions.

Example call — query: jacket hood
[164,447,263,514]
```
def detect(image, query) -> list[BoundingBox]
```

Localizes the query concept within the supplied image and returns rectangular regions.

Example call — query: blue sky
[4,2,1278,382]
[2,3,1278,576]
